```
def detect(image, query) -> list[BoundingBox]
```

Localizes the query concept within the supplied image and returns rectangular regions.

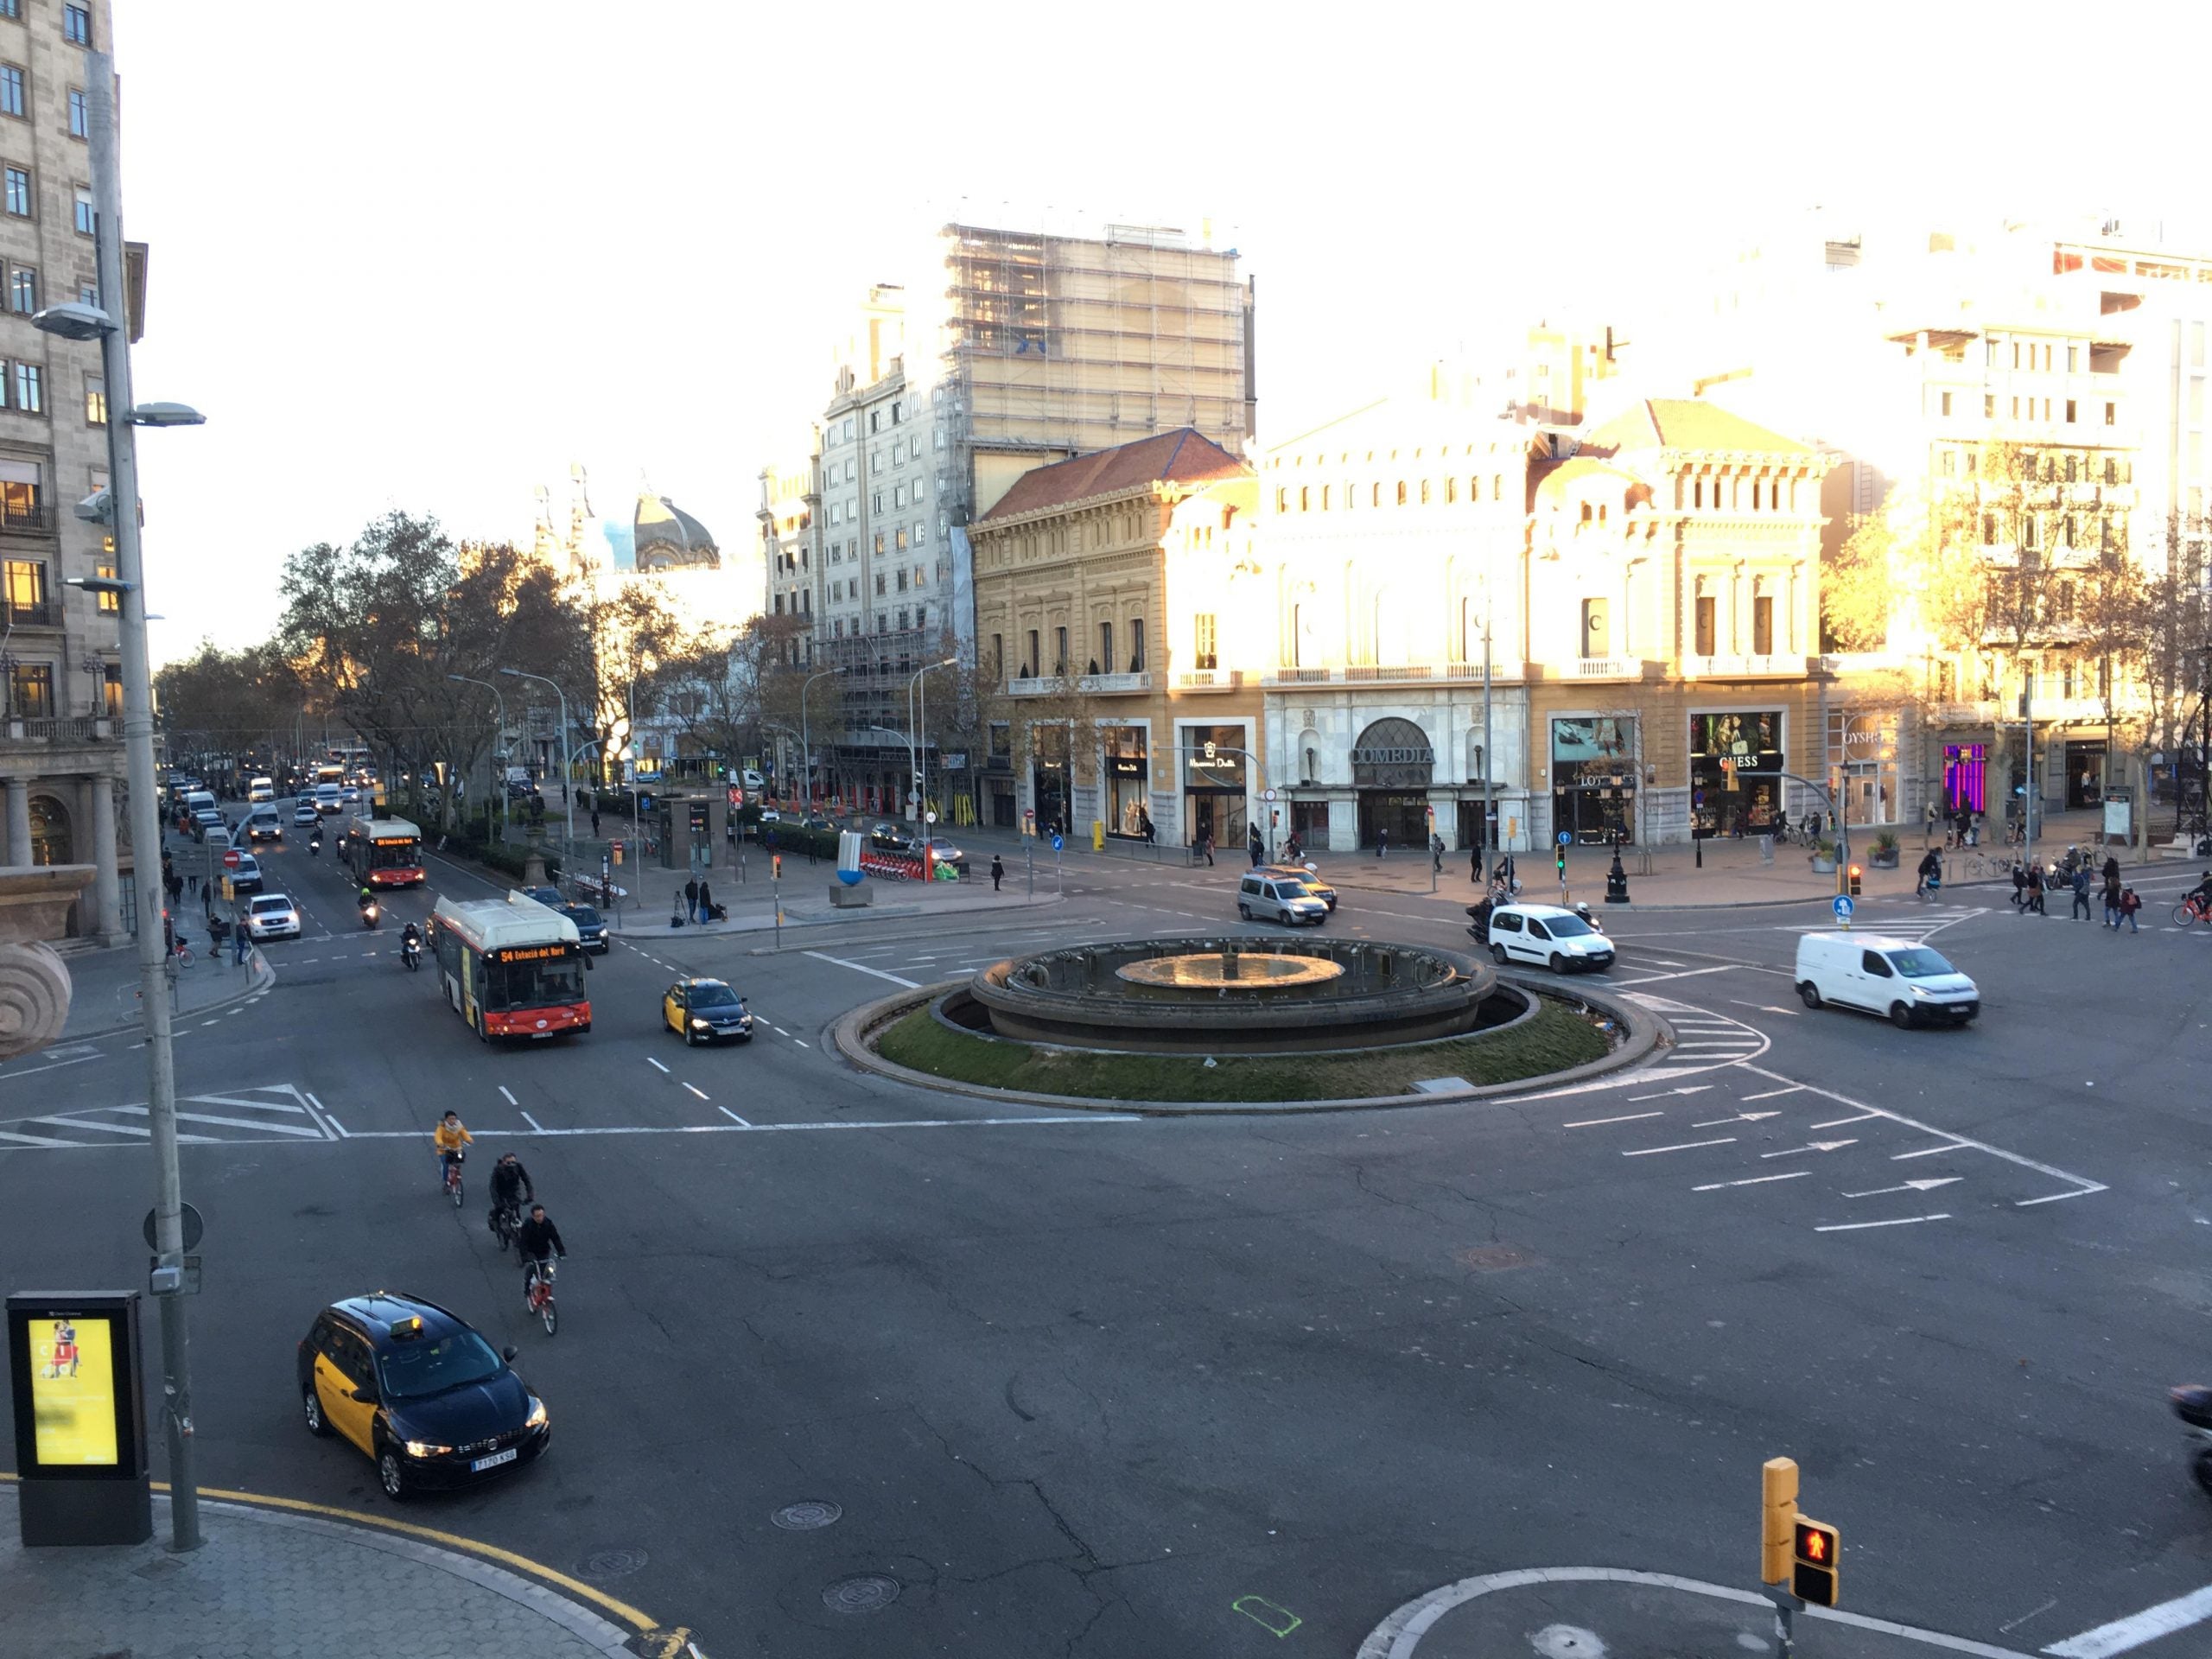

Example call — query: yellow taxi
[296,1292,550,1500]
[662,976,754,1045]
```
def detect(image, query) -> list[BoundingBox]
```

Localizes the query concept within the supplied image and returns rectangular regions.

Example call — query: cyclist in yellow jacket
[432,1110,473,1190]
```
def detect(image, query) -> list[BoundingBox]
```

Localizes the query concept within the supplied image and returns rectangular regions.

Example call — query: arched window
[1491,474,1503,501]
[1420,480,1432,505]
[1445,477,1458,504]
[1395,480,1408,506]
[1371,482,1382,507]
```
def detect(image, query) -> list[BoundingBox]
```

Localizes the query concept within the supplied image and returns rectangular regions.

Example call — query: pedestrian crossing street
[0,1084,336,1150]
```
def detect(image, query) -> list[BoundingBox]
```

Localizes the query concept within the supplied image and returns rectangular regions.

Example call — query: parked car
[1484,903,1614,974]
[245,893,302,941]
[1236,871,1328,926]
[1794,932,1978,1027]
[193,808,226,841]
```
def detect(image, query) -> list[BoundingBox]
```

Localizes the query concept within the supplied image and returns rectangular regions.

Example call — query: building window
[1984,393,1995,418]
[9,662,50,717]
[1193,613,1217,671]
[1395,480,1408,506]
[14,361,41,413]
[6,265,29,315]
[2105,402,2117,426]
[1580,596,1610,658]
[1053,626,1067,673]
[101,663,119,715]
[1025,629,1039,677]
[73,188,93,235]
[1097,620,1113,673]
[873,573,885,596]
[1445,477,1458,504]
[1370,482,1381,507]
[0,3,17,18]
[2,167,25,217]
[67,86,86,140]
[1940,391,1953,417]
[1129,618,1145,671]
[0,66,22,120]
[1694,594,1717,657]
[3,556,43,622]
[82,372,102,424]
[1298,485,1308,512]
[1752,594,1774,656]
[62,4,90,45]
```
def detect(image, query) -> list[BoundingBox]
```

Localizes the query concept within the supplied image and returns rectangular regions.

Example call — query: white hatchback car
[245,893,301,940]
[1486,903,1615,973]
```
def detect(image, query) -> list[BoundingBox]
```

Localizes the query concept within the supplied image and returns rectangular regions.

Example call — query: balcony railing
[3,601,53,627]
[1007,671,1154,696]
[1681,652,1810,679]
[0,499,52,534]
[1551,656,1650,681]
[0,715,111,743]
[1174,668,1244,691]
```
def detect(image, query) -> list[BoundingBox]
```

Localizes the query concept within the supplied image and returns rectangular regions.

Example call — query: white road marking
[718,1105,750,1126]
[1742,1086,1803,1101]
[1815,1213,1952,1232]
[0,1051,105,1080]
[521,1110,543,1131]
[1893,1143,1964,1160]
[1761,1139,1859,1159]
[1694,1172,1809,1192]
[1646,958,1686,967]
[330,1115,1142,1139]
[794,1039,811,1047]
[2017,1186,2102,1207]
[647,1058,670,1074]
[1693,1111,1782,1128]
[1630,1086,1713,1102]
[31,1115,146,1136]
[2047,1584,2212,1659]
[1563,1111,1663,1128]
[803,949,919,988]
[114,1105,325,1137]
[1611,965,1739,987]
[1843,1178,1963,1198]
[1809,1113,1879,1128]
[1624,1138,1736,1156]
[326,1114,349,1138]
[683,1083,709,1101]
[498,1086,518,1105]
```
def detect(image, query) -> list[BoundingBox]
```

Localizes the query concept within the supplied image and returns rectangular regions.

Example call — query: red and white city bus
[427,893,590,1041]
[340,815,424,888]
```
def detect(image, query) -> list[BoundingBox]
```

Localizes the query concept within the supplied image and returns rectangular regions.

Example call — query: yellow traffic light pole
[1761,1456,1842,1656]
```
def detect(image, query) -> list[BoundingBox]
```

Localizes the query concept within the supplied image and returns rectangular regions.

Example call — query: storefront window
[1183,724,1246,852]
[1689,711,1783,837]
[1827,710,1898,825]
[1551,717,1637,844]
[1104,725,1151,838]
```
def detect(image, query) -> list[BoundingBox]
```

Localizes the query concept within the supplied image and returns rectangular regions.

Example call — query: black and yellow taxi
[662,976,753,1045]
[296,1292,550,1500]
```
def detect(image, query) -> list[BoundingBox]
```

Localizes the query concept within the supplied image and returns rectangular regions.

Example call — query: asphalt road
[4,814,2212,1657]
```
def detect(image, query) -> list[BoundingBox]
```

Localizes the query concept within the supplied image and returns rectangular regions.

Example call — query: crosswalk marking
[0,1084,335,1151]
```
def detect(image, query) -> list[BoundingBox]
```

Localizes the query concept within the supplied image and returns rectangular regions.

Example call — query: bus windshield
[486,950,585,1011]
[367,839,418,871]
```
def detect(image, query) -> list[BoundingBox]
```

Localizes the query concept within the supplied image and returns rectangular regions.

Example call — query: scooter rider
[399,919,422,962]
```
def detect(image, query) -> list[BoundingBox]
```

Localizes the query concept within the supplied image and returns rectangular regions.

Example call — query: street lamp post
[799,667,838,814]
[34,50,209,1552]
[908,658,956,826]
[499,668,575,840]
[446,675,506,832]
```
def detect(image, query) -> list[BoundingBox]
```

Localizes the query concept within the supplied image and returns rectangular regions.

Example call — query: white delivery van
[1793,932,1980,1028]
[247,776,276,803]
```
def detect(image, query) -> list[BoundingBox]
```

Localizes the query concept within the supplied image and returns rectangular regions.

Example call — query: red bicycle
[523,1256,558,1336]
[2173,893,2212,928]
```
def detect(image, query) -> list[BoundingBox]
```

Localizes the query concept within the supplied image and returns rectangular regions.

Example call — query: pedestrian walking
[2119,886,2143,932]
[1431,833,1445,874]
[233,918,251,967]
[1376,825,1389,860]
[2069,864,2092,920]
[1247,825,1264,868]
[1201,832,1215,868]
[2010,861,2028,911]
[2102,872,2123,927]
[683,874,699,922]
[591,808,601,837]
[2101,853,2121,888]
[989,855,1004,892]
[2025,862,2047,915]
[1471,844,1483,884]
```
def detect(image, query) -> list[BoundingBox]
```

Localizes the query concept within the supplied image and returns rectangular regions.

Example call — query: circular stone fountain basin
[1115,951,1346,991]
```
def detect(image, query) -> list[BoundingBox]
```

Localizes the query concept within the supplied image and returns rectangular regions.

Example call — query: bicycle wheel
[450,1173,464,1207]
[540,1297,557,1337]
[2174,905,2198,928]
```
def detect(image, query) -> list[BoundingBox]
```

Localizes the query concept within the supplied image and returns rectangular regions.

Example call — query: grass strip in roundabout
[874,994,1611,1104]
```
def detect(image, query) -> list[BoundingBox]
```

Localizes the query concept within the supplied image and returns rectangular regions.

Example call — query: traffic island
[835,949,1660,1114]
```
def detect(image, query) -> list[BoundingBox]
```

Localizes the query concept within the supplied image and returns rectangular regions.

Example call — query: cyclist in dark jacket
[488,1154,533,1232]
[517,1205,566,1281]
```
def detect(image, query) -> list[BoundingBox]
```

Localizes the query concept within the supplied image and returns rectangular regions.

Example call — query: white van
[1236,870,1328,926]
[314,783,343,815]
[247,776,275,804]
[1793,932,1980,1028]
[182,789,216,817]
[1486,903,1616,974]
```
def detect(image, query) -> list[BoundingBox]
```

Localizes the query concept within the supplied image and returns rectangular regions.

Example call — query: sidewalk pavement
[59,937,273,1041]
[604,867,1062,939]
[0,1487,654,1658]
[1358,1567,2033,1659]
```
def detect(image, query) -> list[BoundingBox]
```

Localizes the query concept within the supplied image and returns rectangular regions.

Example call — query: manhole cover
[1530,1625,1607,1659]
[822,1573,900,1613]
[772,1501,843,1531]
[578,1548,648,1579]
[1458,1243,1536,1273]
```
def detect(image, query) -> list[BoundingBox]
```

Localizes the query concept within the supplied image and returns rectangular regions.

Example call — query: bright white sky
[113,0,2209,664]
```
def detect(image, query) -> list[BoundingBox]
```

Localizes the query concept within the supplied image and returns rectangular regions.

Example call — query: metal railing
[0,498,52,533]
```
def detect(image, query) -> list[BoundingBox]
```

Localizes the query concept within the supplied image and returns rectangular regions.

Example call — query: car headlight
[692,1018,710,1029]
[1909,985,1929,997]
[404,1440,453,1459]
[525,1396,549,1428]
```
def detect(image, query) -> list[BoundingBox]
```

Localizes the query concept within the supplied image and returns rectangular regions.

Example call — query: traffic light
[1761,1458,1797,1585]
[1556,846,1567,879]
[772,854,782,879]
[1847,864,1863,897]
[1792,1516,1840,1605]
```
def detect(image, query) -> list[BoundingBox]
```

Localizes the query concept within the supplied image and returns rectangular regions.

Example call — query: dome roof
[632,494,720,571]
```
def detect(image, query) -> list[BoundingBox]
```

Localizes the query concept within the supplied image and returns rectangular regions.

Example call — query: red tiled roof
[978,428,1249,522]
[1582,398,1810,456]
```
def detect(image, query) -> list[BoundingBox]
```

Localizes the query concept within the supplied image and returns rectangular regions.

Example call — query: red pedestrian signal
[1792,1516,1840,1605]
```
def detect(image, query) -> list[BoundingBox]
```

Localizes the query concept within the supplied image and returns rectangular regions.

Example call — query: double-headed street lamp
[446,674,507,828]
[499,667,575,840]
[909,657,957,823]
[34,50,208,1553]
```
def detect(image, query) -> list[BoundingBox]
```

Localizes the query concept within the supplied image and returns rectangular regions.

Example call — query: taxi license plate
[470,1447,518,1472]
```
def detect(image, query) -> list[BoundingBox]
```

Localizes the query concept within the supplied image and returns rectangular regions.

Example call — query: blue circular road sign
[1051,834,1064,851]
[1556,831,1573,848]
[1833,894,1855,921]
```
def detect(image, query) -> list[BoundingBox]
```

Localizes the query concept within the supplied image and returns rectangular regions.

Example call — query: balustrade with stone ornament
[0,864,99,1058]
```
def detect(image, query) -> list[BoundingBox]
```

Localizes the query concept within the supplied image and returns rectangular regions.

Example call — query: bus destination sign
[497,944,569,962]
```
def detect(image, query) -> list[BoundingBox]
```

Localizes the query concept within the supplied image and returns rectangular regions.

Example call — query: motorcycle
[360,900,380,931]
[400,935,420,970]
[2172,1386,2212,1495]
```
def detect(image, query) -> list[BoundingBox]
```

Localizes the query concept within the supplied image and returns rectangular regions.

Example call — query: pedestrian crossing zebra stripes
[0,1084,336,1150]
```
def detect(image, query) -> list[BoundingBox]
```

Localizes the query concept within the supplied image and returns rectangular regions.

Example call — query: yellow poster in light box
[28,1314,117,1465]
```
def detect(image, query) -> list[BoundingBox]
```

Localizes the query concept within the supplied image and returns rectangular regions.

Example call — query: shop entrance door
[1357,791,1431,850]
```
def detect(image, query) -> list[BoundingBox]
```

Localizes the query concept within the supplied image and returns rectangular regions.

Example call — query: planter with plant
[1869,830,1900,868]
[1810,840,1837,874]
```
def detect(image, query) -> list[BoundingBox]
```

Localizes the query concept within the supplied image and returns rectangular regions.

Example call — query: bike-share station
[6,1289,153,1545]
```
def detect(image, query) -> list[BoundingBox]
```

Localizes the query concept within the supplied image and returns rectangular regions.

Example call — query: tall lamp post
[35,49,208,1552]
[799,666,838,814]
[446,674,507,830]
[499,668,575,840]
[908,657,957,825]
